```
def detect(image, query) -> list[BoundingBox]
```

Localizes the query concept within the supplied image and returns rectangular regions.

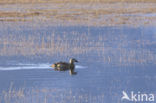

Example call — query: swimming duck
[51,58,78,75]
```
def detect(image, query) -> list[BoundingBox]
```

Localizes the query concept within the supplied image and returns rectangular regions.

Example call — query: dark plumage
[51,58,78,75]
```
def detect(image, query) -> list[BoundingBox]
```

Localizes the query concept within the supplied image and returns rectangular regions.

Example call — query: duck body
[51,58,78,75]
[52,62,70,71]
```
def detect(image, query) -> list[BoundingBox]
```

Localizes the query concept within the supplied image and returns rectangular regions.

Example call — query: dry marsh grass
[0,32,155,66]
[0,1,155,65]
[0,86,105,103]
[0,12,40,17]
[0,2,156,26]
[0,0,156,4]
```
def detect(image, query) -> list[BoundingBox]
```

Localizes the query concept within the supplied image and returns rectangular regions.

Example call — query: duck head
[69,58,78,64]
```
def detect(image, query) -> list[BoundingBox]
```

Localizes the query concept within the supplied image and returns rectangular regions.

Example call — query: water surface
[0,21,156,102]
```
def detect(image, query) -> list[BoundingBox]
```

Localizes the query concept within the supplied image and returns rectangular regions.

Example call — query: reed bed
[0,0,156,4]
[0,31,155,66]
[0,2,155,26]
[0,0,155,65]
[0,86,106,103]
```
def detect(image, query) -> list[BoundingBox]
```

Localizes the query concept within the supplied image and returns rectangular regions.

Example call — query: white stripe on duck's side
[51,58,78,75]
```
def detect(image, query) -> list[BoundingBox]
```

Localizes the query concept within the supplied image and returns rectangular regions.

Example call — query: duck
[51,58,78,75]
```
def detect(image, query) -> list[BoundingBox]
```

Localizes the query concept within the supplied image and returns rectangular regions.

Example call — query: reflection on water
[0,23,156,103]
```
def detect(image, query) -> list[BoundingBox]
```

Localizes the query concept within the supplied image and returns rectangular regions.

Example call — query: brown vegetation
[0,86,105,103]
[0,2,156,26]
[0,0,155,66]
[0,0,156,4]
[0,32,155,66]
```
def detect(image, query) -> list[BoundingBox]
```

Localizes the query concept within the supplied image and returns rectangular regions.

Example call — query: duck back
[53,62,70,71]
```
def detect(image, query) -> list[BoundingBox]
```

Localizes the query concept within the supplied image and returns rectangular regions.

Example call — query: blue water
[0,24,156,103]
